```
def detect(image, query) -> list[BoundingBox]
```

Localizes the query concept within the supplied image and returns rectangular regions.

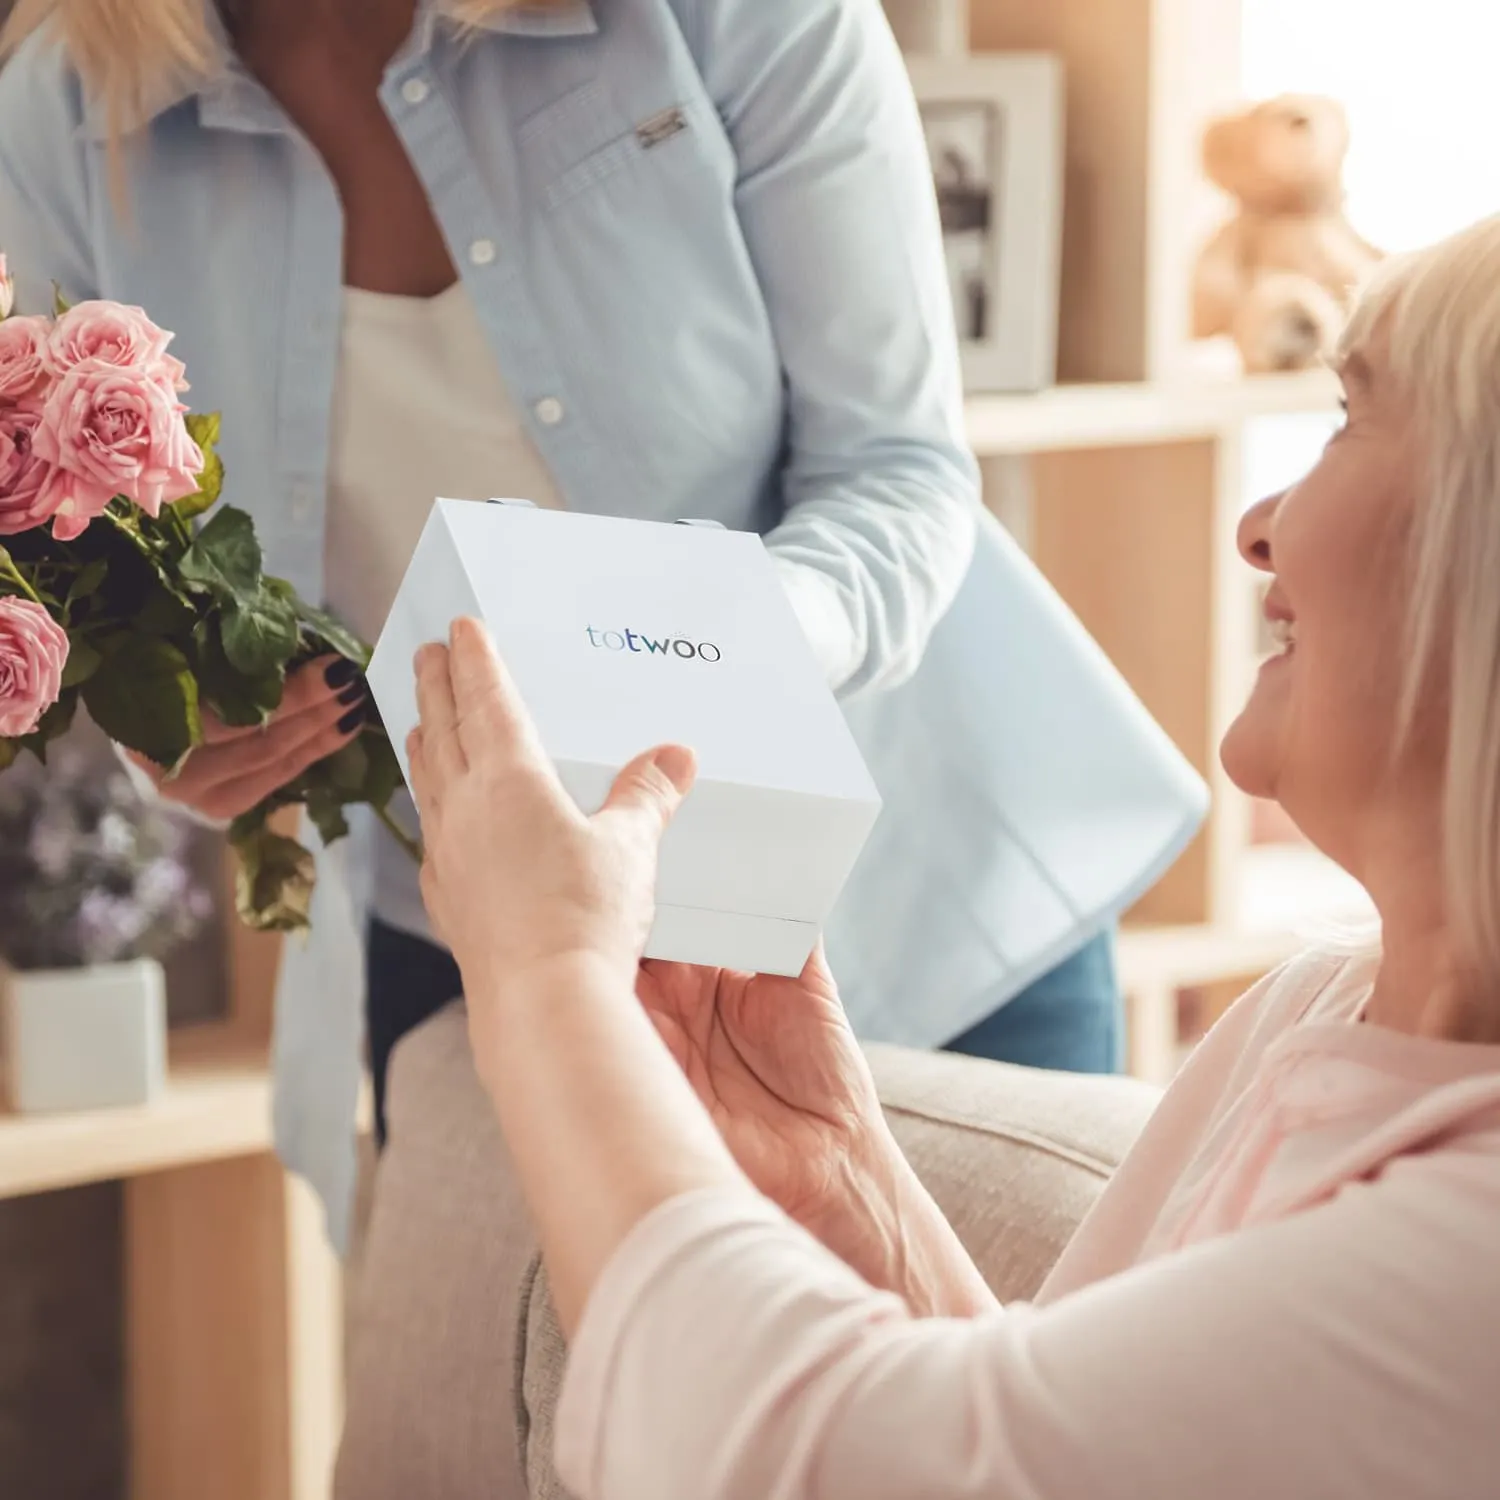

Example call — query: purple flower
[76,889,151,965]
[28,815,76,881]
[95,811,135,860]
[0,743,211,971]
[136,856,187,914]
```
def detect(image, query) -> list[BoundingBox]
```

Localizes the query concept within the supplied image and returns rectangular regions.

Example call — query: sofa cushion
[865,1043,1160,1300]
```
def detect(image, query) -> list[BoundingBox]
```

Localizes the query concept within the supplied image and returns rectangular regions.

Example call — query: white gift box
[367,501,882,976]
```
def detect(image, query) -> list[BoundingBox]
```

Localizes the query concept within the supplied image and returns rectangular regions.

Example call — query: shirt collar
[79,1,597,140]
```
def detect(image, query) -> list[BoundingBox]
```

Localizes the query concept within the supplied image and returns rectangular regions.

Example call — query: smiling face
[1220,347,1444,879]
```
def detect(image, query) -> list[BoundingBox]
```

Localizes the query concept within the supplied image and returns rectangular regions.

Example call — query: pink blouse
[555,952,1500,1499]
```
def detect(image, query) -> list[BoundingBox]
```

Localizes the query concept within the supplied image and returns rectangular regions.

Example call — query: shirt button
[290,485,317,524]
[534,397,565,427]
[468,239,497,267]
[401,77,431,106]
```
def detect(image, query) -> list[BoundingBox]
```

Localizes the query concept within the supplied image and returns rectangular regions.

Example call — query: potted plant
[0,744,210,1113]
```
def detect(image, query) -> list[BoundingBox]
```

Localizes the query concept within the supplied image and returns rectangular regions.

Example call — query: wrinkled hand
[407,618,696,1014]
[637,951,905,1276]
[129,655,367,821]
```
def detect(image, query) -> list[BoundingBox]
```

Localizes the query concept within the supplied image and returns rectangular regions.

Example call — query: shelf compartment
[965,371,1340,456]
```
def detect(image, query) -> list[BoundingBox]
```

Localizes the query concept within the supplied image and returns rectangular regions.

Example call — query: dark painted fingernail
[337,704,366,735]
[325,659,359,689]
[337,682,366,707]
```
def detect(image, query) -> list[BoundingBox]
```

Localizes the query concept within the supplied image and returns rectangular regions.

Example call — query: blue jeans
[942,929,1122,1074]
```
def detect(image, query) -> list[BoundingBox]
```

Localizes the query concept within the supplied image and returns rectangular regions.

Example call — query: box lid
[431,501,880,807]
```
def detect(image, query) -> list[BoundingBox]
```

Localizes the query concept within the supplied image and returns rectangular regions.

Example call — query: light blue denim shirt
[0,0,1205,1247]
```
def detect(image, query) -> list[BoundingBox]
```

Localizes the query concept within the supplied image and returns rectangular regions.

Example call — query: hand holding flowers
[0,264,412,931]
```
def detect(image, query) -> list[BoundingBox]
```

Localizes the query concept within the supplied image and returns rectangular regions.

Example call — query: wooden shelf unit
[0,899,345,1500]
[960,0,1353,1077]
[964,370,1339,455]
[0,1048,272,1203]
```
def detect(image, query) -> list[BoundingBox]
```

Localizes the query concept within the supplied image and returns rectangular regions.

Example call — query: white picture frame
[906,54,1066,393]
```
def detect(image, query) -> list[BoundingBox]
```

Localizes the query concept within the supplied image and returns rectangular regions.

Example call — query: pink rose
[0,254,13,320]
[34,364,205,540]
[44,300,188,390]
[0,316,52,407]
[0,406,64,535]
[0,596,69,739]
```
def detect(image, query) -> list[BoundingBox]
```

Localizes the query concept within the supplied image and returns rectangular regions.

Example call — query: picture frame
[905,54,1066,393]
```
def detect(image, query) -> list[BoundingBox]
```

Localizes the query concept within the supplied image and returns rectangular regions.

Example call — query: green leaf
[321,738,370,795]
[231,826,317,933]
[292,597,372,668]
[64,559,109,610]
[171,417,223,528]
[172,443,225,524]
[59,637,103,688]
[0,737,18,771]
[228,806,269,846]
[359,724,406,812]
[178,506,262,601]
[304,782,350,847]
[183,412,222,451]
[196,627,284,728]
[52,282,73,317]
[81,637,202,766]
[221,586,300,677]
[133,583,198,637]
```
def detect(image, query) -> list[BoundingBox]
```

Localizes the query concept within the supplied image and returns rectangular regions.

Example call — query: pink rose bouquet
[0,267,411,932]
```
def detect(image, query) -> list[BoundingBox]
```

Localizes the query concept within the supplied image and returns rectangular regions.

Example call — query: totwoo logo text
[585,626,722,663]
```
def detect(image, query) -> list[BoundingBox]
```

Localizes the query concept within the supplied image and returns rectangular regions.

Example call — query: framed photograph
[906,54,1065,393]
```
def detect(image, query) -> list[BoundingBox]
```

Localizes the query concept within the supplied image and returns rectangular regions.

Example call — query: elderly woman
[408,214,1500,1500]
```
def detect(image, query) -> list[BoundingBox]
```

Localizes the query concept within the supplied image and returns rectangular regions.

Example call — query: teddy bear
[1192,94,1383,373]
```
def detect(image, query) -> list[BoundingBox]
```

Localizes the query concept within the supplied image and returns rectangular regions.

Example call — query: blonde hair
[1340,216,1500,990]
[0,0,536,139]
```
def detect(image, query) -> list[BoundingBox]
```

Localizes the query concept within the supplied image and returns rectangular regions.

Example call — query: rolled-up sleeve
[555,1165,1497,1500]
[685,0,979,696]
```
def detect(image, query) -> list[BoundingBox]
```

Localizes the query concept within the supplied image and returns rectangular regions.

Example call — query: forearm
[466,953,750,1336]
[767,469,977,699]
[773,556,862,690]
[699,0,978,699]
[822,1124,999,1318]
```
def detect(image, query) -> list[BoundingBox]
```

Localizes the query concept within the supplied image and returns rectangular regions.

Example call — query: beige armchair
[335,1004,1159,1500]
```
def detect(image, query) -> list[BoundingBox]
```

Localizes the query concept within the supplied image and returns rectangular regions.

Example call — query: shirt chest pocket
[515,80,732,215]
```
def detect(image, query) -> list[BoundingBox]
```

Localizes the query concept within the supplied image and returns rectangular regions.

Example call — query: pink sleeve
[555,1162,1497,1500]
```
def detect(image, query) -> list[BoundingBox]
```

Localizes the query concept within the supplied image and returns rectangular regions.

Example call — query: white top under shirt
[325,282,566,940]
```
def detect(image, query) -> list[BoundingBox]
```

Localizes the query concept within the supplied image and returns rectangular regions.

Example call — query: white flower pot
[2,958,167,1113]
